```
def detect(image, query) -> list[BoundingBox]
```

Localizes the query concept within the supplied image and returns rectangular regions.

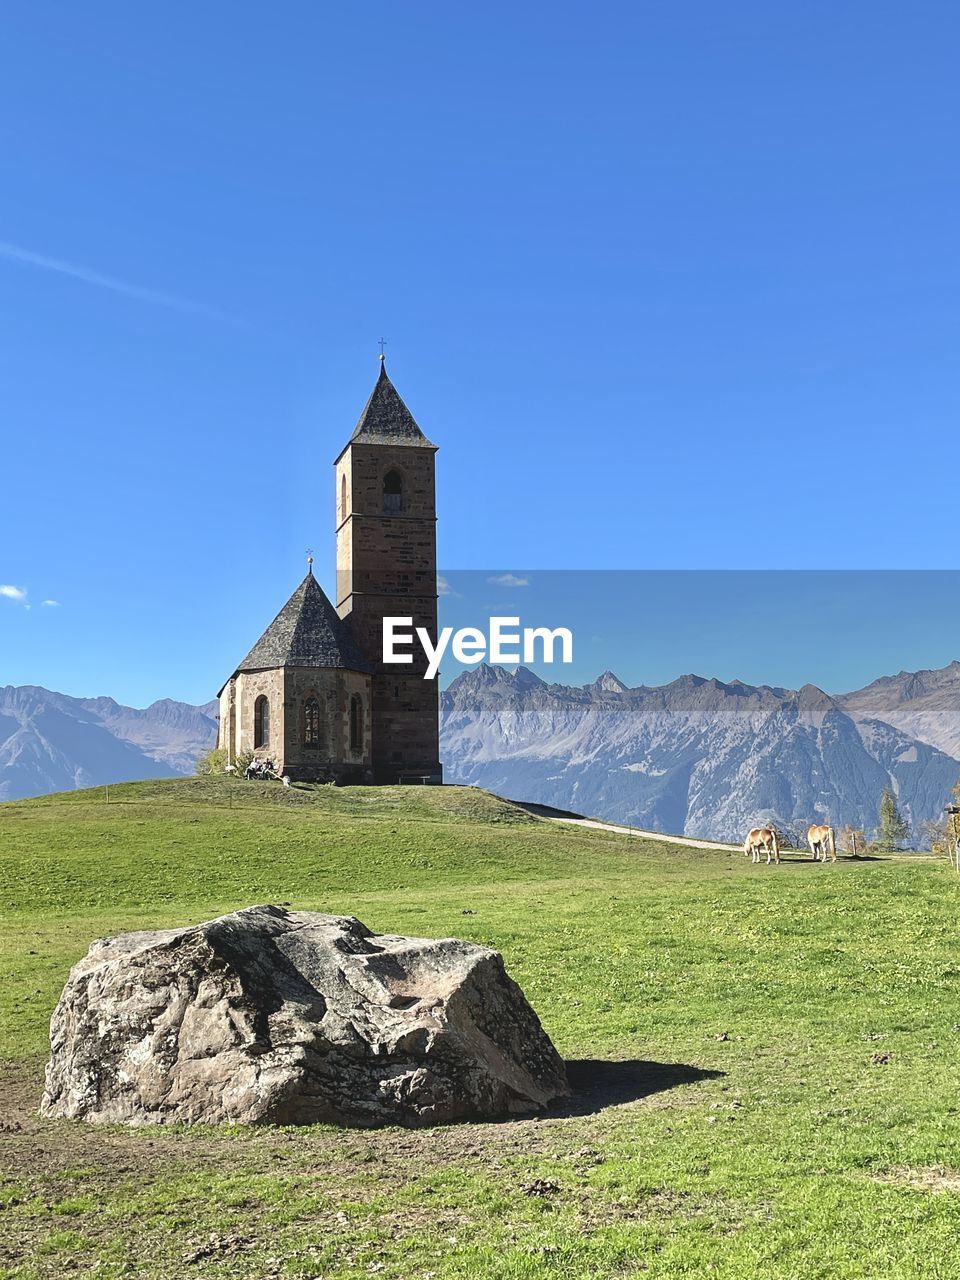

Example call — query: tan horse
[807,824,836,862]
[744,826,780,864]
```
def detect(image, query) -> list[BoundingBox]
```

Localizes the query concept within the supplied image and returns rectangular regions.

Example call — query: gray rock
[40,905,569,1127]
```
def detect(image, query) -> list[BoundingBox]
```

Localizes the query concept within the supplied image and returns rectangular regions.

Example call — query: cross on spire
[378,337,387,362]
[305,548,314,574]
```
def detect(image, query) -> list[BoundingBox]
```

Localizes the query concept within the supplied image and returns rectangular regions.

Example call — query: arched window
[253,695,269,748]
[383,470,402,514]
[340,474,347,520]
[303,697,321,747]
[350,694,363,752]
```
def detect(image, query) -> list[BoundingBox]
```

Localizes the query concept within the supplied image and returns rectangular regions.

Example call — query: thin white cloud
[437,576,459,598]
[0,240,208,313]
[41,599,60,607]
[0,584,27,602]
[487,573,530,588]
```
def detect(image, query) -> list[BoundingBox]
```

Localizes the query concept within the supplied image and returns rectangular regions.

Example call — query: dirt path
[546,816,739,851]
[511,801,740,852]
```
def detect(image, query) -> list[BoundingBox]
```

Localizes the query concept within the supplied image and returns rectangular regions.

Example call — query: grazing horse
[807,824,836,862]
[744,826,780,864]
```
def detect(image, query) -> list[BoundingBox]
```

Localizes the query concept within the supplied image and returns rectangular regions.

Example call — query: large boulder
[41,905,569,1127]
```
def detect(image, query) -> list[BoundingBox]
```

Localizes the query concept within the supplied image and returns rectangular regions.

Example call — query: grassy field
[2,777,960,1279]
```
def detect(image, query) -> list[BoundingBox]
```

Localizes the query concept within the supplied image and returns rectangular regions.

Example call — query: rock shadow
[556,1058,724,1117]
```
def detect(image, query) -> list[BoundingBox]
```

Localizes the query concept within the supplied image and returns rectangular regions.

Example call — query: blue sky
[436,572,960,692]
[2,4,958,705]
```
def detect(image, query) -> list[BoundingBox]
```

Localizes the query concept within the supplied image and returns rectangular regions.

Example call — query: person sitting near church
[245,757,279,781]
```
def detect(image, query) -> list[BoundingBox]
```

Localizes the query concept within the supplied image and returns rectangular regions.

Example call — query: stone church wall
[219,668,372,783]
[282,667,372,782]
[335,442,442,782]
[236,669,286,759]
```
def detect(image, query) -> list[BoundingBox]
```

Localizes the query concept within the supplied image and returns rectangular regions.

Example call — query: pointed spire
[345,361,436,449]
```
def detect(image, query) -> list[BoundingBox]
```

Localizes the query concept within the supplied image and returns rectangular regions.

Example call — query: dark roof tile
[234,573,371,675]
[347,362,436,448]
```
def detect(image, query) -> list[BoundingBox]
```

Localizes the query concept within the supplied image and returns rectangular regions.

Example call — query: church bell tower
[334,360,443,783]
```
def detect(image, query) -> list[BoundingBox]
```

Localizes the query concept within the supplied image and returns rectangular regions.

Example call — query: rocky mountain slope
[439,664,960,842]
[0,686,218,801]
[837,661,960,760]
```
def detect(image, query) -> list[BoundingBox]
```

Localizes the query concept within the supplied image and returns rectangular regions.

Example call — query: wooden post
[943,807,960,870]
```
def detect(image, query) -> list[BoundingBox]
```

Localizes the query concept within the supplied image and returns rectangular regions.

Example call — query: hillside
[3,777,960,1279]
[440,664,960,840]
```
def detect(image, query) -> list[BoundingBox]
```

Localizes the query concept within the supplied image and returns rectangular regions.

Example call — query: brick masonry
[218,666,373,783]
[335,441,442,783]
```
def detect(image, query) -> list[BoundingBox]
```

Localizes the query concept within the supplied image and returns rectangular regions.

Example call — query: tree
[774,820,805,851]
[195,747,228,776]
[877,785,909,851]
[918,817,949,854]
[839,825,866,856]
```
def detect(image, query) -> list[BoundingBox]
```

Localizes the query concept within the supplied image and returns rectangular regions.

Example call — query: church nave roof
[232,572,371,677]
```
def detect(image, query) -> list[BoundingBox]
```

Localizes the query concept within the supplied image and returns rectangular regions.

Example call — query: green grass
[2,777,960,1279]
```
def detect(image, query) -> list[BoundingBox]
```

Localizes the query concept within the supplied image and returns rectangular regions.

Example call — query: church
[217,360,443,785]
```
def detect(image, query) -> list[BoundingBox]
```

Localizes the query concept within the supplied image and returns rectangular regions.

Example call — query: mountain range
[0,686,218,802]
[835,661,960,760]
[2,662,958,842]
[439,662,960,842]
